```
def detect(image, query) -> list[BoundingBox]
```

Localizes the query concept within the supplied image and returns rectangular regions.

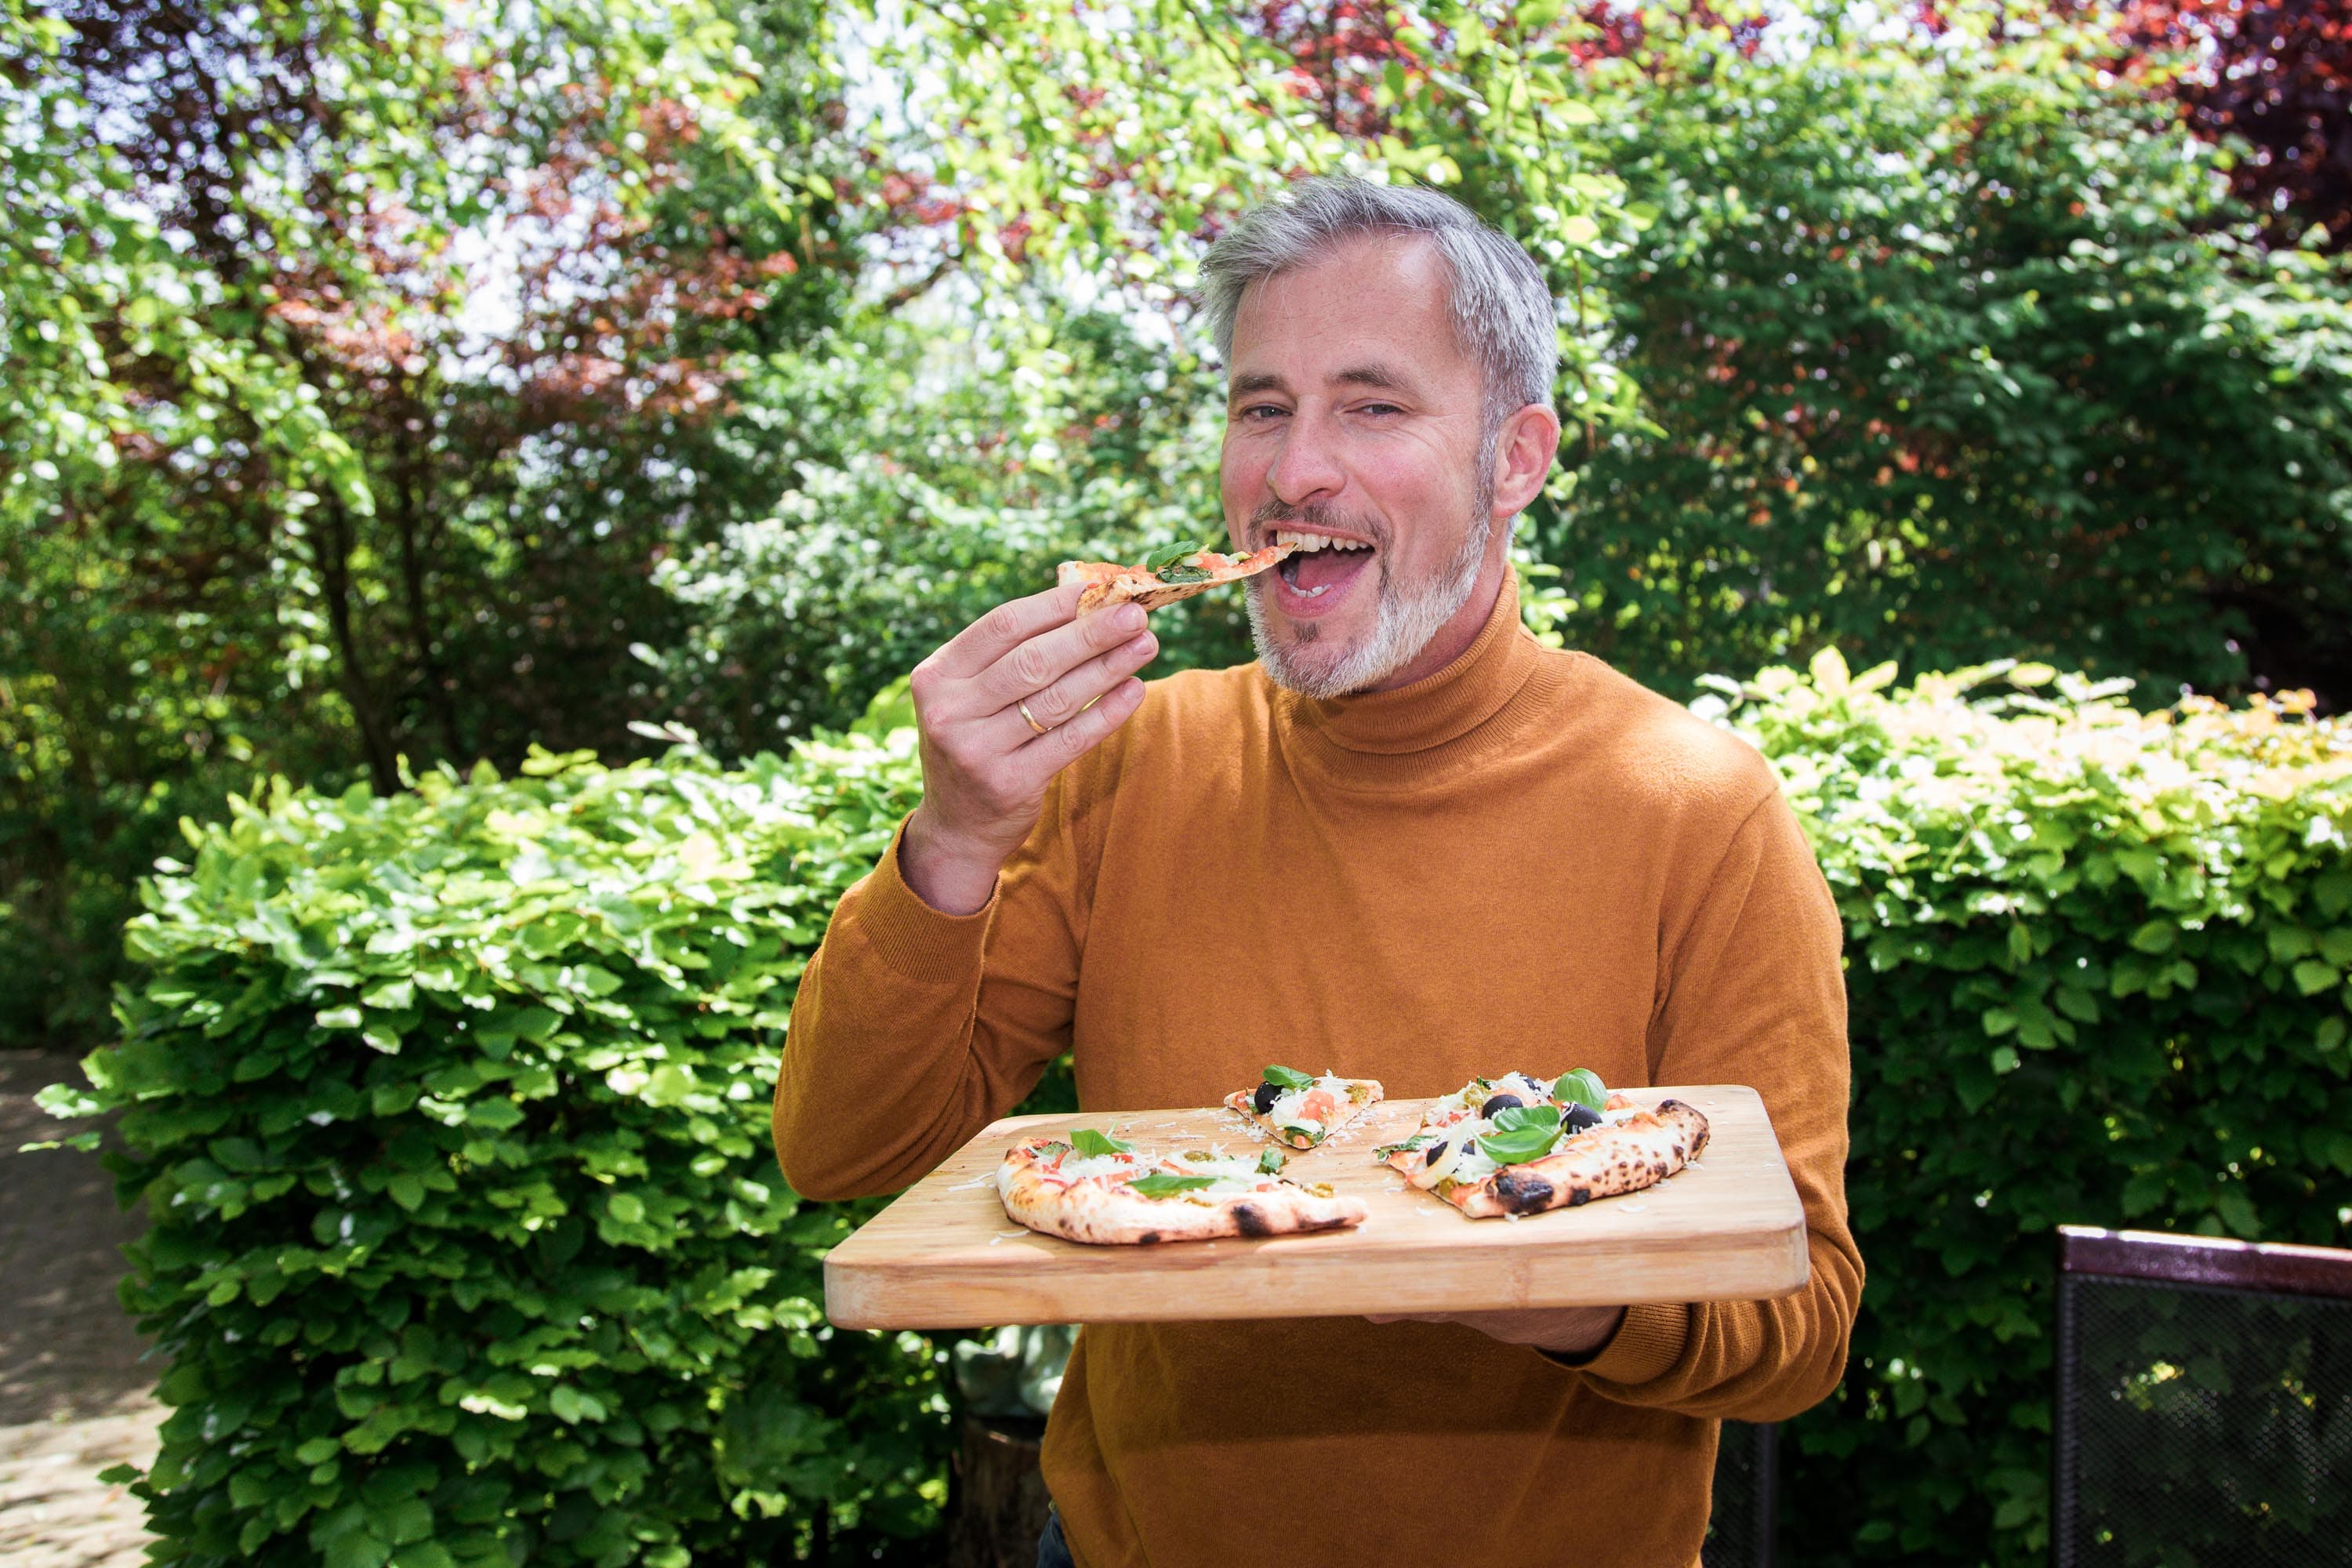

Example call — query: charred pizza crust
[1057,543,1294,613]
[996,1134,1367,1246]
[1381,1083,1710,1219]
[1438,1100,1710,1218]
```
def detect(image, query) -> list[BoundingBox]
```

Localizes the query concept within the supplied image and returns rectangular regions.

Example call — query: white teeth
[1269,530,1367,554]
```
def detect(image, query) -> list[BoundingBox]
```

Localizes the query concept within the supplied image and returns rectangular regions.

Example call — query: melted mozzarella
[1052,1152,1143,1182]
[1265,1072,1357,1134]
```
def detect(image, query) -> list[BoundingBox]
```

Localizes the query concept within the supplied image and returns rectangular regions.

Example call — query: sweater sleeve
[1571,783,1865,1423]
[771,779,1092,1202]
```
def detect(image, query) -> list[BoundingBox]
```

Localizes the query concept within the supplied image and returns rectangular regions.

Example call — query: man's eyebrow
[1332,362,1414,393]
[1226,364,1417,401]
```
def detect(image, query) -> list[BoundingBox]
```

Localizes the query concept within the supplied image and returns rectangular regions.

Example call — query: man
[775,177,1862,1568]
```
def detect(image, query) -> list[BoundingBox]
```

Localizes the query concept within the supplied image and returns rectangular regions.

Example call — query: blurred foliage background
[11,0,2352,1046]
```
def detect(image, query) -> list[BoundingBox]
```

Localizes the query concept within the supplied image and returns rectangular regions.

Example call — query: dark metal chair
[2054,1225,2352,1567]
[1704,1420,1778,1567]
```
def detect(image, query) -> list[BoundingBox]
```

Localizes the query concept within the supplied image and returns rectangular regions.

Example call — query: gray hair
[1199,176,1559,430]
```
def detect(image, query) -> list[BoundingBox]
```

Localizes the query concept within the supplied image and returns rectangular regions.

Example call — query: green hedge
[40,729,958,1567]
[43,659,2352,1566]
[1717,652,2352,1566]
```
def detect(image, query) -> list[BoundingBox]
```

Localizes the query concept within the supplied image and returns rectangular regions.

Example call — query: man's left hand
[1363,1305,1624,1358]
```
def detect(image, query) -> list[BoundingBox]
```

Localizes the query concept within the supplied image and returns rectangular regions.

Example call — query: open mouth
[1270,528,1376,607]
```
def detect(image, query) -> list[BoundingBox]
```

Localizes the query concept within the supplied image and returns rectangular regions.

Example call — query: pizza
[1224,1065,1385,1149]
[996,1127,1367,1245]
[1058,540,1294,613]
[1376,1069,1710,1219]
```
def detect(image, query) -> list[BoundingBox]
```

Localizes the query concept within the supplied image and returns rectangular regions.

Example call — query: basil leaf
[1143,539,1204,572]
[1491,1103,1563,1136]
[1127,1173,1214,1200]
[1553,1069,1607,1114]
[1257,1146,1286,1174]
[1279,1123,1320,1142]
[1479,1124,1563,1165]
[1069,1127,1134,1157]
[1153,563,1211,584]
[1034,1140,1071,1158]
[1261,1065,1315,1091]
[1373,1134,1432,1159]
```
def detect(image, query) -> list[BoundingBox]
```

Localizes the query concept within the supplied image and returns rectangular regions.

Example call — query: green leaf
[1142,539,1203,572]
[1069,1127,1134,1157]
[1552,1069,1606,1112]
[1126,1173,1214,1199]
[323,1533,392,1568]
[1256,1146,1285,1174]
[1479,1104,1565,1164]
[607,1192,647,1224]
[2129,920,2178,955]
[1261,1065,1316,1091]
[2292,960,2341,996]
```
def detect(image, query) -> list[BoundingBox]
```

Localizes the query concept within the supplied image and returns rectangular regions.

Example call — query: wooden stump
[946,1413,1051,1568]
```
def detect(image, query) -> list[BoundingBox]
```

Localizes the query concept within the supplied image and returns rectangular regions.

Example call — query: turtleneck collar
[1265,565,1546,769]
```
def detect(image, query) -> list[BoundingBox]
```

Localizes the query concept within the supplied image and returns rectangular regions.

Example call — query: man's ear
[1489,401,1563,521]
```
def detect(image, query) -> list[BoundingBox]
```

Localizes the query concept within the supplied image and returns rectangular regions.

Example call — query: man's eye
[1237,404,1287,422]
[1359,402,1403,417]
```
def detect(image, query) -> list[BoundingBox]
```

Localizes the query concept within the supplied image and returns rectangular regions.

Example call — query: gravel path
[0,1051,163,1567]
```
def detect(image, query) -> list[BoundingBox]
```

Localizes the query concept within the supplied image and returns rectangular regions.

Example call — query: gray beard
[1246,447,1501,700]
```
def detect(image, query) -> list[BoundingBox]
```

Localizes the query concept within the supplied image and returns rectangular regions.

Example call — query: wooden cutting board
[822,1085,1807,1330]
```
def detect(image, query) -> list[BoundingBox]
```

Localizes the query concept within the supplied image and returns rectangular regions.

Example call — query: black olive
[1561,1103,1603,1133]
[1251,1080,1281,1115]
[1422,1140,1450,1167]
[1479,1092,1525,1118]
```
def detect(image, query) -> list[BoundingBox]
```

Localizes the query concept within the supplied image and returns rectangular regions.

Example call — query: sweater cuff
[846,817,997,984]
[1550,1302,1690,1387]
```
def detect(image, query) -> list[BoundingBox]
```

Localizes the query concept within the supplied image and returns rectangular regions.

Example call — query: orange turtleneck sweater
[774,577,1862,1568]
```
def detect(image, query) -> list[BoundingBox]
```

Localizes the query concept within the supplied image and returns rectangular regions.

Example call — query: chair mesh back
[1704,1420,1776,1568]
[2056,1272,2352,1567]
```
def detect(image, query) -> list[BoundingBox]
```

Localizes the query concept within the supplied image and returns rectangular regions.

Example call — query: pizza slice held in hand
[995,1127,1367,1245]
[1224,1065,1385,1150]
[1058,538,1294,613]
[1377,1068,1710,1219]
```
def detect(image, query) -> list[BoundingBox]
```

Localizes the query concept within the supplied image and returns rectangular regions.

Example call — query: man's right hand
[898,584,1160,914]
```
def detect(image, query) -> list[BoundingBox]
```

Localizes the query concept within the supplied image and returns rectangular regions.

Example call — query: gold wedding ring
[1018,699,1052,736]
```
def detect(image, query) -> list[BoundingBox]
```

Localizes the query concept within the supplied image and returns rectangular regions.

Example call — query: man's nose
[1265,415,1345,508]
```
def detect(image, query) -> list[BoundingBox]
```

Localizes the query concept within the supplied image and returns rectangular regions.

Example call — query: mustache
[1247,499,1389,550]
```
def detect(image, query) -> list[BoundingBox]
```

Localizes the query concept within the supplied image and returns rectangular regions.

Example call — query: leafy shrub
[42,730,951,1567]
[46,652,2350,1567]
[1715,652,2352,1566]
[1558,10,2352,709]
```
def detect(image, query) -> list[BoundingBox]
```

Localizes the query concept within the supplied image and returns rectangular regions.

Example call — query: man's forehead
[1225,236,1471,392]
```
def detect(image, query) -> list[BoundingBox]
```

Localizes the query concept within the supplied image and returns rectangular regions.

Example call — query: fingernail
[1129,633,1156,657]
[1115,605,1146,632]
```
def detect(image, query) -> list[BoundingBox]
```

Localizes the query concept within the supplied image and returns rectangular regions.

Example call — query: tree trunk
[315,497,401,793]
[946,1414,1050,1568]
[390,430,463,759]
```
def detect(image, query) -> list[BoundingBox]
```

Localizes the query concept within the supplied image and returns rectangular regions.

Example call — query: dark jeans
[1036,1504,1076,1568]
